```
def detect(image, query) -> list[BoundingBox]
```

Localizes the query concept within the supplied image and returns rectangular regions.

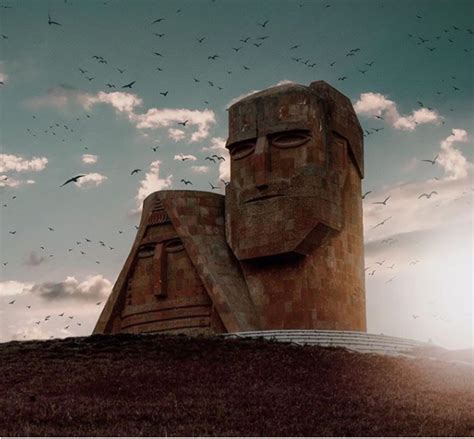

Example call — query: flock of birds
[1,1,472,340]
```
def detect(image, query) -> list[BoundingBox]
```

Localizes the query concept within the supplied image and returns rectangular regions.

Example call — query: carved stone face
[225,83,359,261]
[124,197,206,309]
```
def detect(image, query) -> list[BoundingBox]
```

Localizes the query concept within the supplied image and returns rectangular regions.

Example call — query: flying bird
[212,155,225,161]
[177,120,189,126]
[121,81,136,89]
[337,76,347,81]
[131,168,142,175]
[205,156,216,163]
[421,154,439,165]
[151,145,159,152]
[48,13,61,26]
[209,182,219,190]
[9,231,16,235]
[160,91,168,96]
[362,190,372,199]
[371,216,392,229]
[8,300,15,304]
[117,68,125,74]
[78,67,87,74]
[372,195,391,205]
[60,175,86,187]
[180,179,193,185]
[152,17,165,23]
[418,191,438,199]
[258,19,269,28]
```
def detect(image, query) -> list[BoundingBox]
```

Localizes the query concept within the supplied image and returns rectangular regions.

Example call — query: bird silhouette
[337,76,347,81]
[243,65,250,70]
[209,182,219,190]
[418,191,438,199]
[205,156,216,163]
[208,54,219,60]
[153,52,164,57]
[362,190,372,199]
[152,17,165,23]
[121,81,136,89]
[86,76,95,81]
[180,179,193,185]
[372,216,392,229]
[373,195,391,205]
[160,91,168,96]
[177,120,189,126]
[117,68,125,74]
[421,154,438,165]
[153,33,165,37]
[78,67,87,74]
[151,145,159,152]
[131,169,142,175]
[258,19,269,28]
[48,13,61,26]
[212,154,225,161]
[9,231,16,235]
[60,175,86,187]
[8,300,15,304]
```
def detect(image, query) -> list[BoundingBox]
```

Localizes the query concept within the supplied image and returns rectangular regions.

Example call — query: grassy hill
[1,333,473,436]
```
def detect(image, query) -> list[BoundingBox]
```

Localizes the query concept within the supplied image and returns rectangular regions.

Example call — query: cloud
[168,128,186,141]
[74,173,107,188]
[0,176,36,188]
[191,165,209,174]
[226,79,295,109]
[0,72,8,84]
[173,154,197,161]
[133,160,172,213]
[0,280,34,297]
[363,171,472,244]
[24,251,46,267]
[201,137,229,182]
[438,129,470,180]
[130,107,216,142]
[0,153,48,173]
[24,85,88,110]
[30,275,112,302]
[81,154,98,164]
[81,91,143,113]
[353,92,442,131]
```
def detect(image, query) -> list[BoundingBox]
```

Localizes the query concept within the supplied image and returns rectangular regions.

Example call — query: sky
[0,0,472,349]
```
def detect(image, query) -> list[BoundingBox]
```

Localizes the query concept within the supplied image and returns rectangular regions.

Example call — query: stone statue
[94,80,365,335]
[225,81,366,330]
[94,190,259,335]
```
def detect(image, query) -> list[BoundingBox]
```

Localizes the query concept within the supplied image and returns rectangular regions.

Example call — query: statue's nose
[254,136,270,189]
[152,242,167,297]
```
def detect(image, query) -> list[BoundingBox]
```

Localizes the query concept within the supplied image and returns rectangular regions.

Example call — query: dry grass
[0,333,473,436]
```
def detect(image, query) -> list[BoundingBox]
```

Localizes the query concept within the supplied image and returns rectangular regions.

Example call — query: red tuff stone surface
[225,81,366,331]
[95,80,366,335]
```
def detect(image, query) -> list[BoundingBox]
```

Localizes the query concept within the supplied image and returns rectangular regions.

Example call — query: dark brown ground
[0,333,473,436]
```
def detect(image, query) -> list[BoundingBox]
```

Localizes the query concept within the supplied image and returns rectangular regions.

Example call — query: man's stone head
[225,81,364,261]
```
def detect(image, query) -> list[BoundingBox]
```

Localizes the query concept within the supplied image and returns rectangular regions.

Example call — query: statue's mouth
[244,194,282,203]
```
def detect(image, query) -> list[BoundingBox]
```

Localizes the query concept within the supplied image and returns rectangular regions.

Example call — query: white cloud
[173,154,197,161]
[191,165,209,174]
[131,107,216,142]
[0,72,8,84]
[354,92,442,131]
[0,153,48,173]
[0,280,34,297]
[74,173,107,188]
[81,154,98,164]
[81,91,143,113]
[133,160,173,213]
[0,176,36,188]
[226,79,295,109]
[168,128,186,141]
[438,129,470,180]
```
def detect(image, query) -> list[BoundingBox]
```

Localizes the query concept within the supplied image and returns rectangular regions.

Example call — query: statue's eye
[271,130,311,148]
[229,141,256,160]
[137,245,155,258]
[165,238,184,253]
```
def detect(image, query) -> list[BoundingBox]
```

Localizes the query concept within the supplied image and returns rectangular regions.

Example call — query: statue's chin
[227,196,318,261]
